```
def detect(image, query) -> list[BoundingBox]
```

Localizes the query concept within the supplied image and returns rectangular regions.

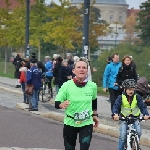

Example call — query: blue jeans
[21,82,27,102]
[30,89,38,109]
[118,120,142,150]
[56,85,59,94]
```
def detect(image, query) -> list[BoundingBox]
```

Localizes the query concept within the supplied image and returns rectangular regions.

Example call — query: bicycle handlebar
[119,116,150,122]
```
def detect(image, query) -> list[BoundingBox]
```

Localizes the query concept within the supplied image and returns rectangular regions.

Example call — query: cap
[31,53,36,59]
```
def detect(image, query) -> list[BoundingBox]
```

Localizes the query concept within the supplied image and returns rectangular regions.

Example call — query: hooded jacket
[103,62,121,90]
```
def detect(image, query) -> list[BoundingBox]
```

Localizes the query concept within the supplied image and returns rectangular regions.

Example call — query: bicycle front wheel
[132,136,140,150]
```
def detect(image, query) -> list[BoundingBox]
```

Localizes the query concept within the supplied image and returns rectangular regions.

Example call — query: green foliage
[91,44,150,87]
[136,0,150,45]
[0,62,14,78]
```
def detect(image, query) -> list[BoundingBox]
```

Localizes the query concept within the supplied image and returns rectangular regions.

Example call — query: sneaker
[106,99,111,103]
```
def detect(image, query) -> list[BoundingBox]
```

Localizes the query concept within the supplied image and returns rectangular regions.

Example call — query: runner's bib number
[74,110,90,124]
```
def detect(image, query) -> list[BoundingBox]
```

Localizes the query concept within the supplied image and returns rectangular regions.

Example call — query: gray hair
[45,56,50,59]
[73,57,88,69]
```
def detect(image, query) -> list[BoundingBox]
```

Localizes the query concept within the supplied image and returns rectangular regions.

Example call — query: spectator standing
[130,56,136,70]
[53,57,63,94]
[52,54,58,68]
[45,56,53,98]
[103,53,121,112]
[26,59,42,111]
[24,53,45,73]
[115,55,137,92]
[19,59,28,104]
[12,54,22,88]
[59,60,72,88]
[106,56,112,64]
[66,53,74,67]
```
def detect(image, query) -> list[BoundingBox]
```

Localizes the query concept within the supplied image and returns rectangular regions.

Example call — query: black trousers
[45,76,53,93]
[108,88,121,112]
[63,124,93,150]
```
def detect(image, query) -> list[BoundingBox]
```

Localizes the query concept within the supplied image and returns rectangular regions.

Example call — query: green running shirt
[55,79,97,127]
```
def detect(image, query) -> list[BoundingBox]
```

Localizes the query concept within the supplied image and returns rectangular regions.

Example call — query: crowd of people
[12,52,150,150]
[12,53,81,110]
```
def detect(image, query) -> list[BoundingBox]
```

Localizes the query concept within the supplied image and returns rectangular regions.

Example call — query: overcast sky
[45,0,146,9]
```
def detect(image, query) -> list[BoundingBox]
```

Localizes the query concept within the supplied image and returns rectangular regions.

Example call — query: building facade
[71,0,129,24]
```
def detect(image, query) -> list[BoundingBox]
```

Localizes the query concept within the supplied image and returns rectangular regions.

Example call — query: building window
[110,15,114,23]
[119,16,122,23]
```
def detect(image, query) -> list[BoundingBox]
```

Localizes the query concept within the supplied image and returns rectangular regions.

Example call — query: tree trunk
[38,40,41,61]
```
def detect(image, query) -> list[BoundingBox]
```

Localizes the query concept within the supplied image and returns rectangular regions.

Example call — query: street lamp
[25,0,30,57]
[82,0,90,58]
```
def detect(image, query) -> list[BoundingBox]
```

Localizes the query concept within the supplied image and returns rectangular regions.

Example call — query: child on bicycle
[112,79,149,150]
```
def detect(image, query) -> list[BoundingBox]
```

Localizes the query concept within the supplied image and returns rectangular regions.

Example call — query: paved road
[0,90,150,150]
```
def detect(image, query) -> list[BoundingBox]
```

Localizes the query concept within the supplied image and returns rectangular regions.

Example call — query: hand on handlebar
[113,114,119,121]
[144,115,150,120]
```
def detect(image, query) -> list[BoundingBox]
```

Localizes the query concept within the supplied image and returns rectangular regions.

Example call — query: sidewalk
[0,76,150,147]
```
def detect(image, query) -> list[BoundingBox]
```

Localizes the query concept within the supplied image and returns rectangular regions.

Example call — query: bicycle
[119,116,149,150]
[39,76,52,102]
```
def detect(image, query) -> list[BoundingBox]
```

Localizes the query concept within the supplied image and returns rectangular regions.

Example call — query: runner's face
[73,61,88,80]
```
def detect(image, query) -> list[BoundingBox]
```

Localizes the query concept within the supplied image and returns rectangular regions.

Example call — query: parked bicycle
[39,75,52,102]
[119,116,149,150]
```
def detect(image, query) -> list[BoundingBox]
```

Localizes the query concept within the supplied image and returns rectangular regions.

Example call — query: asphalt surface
[0,87,149,149]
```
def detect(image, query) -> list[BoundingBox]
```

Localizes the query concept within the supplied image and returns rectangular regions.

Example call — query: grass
[0,62,15,78]
[97,87,109,96]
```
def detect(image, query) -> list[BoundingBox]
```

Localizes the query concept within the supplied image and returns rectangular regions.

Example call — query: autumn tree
[30,0,47,60]
[124,14,137,43]
[43,1,82,56]
[7,4,26,51]
[0,0,13,74]
[136,0,150,45]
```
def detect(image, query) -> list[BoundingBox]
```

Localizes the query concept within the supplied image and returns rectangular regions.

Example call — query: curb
[16,103,150,148]
[0,86,150,147]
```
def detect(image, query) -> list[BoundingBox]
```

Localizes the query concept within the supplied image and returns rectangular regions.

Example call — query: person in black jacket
[53,56,63,93]
[12,54,22,88]
[24,53,45,73]
[115,55,137,92]
[58,60,72,88]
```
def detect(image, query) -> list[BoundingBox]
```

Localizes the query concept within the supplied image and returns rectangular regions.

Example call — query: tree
[0,0,13,74]
[71,5,109,53]
[7,5,26,50]
[43,1,81,57]
[124,14,137,43]
[136,0,150,45]
[30,0,47,60]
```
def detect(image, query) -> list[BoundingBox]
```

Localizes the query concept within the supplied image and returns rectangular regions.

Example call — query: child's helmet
[122,79,137,88]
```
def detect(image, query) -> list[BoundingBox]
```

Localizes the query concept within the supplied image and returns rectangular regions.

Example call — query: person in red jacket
[19,59,27,103]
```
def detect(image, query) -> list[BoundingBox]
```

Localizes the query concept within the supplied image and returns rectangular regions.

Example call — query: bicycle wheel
[44,88,51,102]
[132,136,140,150]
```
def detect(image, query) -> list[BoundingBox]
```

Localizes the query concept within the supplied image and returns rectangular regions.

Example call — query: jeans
[30,89,39,109]
[20,82,27,102]
[118,120,142,150]
[56,85,59,94]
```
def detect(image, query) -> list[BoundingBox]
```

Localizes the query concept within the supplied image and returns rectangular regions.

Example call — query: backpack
[135,77,149,96]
